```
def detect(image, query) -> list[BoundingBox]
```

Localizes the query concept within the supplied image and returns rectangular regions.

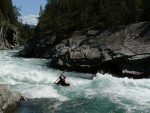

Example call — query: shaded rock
[18,32,57,58]
[51,22,150,78]
[18,22,150,78]
[87,30,99,36]
[0,84,21,113]
[0,21,19,50]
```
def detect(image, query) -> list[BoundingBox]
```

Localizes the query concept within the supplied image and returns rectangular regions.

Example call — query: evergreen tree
[0,0,35,45]
[26,0,150,43]
[39,5,43,16]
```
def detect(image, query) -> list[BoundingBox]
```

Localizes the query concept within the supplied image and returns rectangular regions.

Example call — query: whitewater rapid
[0,50,150,113]
[0,50,93,100]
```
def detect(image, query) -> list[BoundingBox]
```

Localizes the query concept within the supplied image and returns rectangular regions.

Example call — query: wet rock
[0,84,21,113]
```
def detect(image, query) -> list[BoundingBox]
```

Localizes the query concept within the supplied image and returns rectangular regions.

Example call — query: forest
[1,0,150,44]
[37,0,150,36]
[0,0,34,45]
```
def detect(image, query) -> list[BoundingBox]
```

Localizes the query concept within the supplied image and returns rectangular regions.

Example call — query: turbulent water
[0,50,150,113]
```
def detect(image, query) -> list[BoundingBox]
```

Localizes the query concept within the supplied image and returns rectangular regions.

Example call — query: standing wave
[0,50,150,113]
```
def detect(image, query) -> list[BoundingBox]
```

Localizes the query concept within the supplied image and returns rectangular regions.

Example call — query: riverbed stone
[0,84,21,113]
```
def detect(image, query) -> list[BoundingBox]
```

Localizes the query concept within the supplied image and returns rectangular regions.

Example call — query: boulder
[18,32,57,58]
[0,84,21,113]
[51,22,150,78]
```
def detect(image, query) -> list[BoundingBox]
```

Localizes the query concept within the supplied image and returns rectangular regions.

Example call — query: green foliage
[39,5,43,16]
[0,0,34,45]
[0,10,4,21]
[38,0,150,35]
[141,0,150,21]
[0,0,19,24]
[18,23,35,45]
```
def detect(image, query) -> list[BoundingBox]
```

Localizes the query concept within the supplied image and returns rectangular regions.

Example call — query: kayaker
[55,75,70,86]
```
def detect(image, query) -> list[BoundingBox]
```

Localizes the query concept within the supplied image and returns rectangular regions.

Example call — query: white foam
[1,50,150,111]
[92,73,150,111]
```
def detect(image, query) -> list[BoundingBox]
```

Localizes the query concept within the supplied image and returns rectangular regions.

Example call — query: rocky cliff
[0,21,19,50]
[0,84,21,113]
[19,22,150,78]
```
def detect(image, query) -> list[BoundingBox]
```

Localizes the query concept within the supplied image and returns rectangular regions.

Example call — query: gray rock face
[0,21,19,50]
[51,22,150,78]
[18,22,150,78]
[18,33,56,58]
[0,84,21,113]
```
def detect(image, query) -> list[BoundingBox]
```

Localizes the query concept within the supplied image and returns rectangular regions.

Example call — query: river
[0,50,150,113]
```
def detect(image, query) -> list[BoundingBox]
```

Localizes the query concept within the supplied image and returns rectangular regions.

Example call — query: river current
[0,50,150,113]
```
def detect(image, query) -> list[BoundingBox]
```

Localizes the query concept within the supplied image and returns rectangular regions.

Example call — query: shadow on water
[15,98,59,113]
[15,97,128,113]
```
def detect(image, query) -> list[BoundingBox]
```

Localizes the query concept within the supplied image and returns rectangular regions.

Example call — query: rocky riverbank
[0,84,21,113]
[18,22,150,78]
